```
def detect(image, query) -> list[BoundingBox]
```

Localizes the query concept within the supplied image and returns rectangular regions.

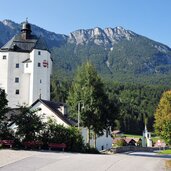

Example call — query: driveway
[0,150,170,171]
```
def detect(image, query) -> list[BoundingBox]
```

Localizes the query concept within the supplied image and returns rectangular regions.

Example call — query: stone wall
[111,146,160,153]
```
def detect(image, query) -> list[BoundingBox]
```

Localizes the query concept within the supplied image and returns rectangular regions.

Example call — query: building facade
[31,99,75,127]
[0,21,52,108]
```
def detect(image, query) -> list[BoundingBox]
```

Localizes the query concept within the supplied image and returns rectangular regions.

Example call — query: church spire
[21,19,32,39]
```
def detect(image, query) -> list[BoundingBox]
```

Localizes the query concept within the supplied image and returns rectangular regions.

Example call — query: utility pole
[77,101,84,130]
[78,102,81,129]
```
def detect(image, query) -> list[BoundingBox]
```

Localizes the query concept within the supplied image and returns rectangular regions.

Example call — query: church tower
[0,20,52,108]
[142,125,152,147]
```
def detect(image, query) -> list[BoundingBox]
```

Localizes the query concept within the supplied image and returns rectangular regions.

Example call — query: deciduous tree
[154,90,171,145]
[14,106,44,141]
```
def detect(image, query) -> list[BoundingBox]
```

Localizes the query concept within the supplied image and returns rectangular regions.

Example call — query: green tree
[0,89,8,121]
[41,118,84,152]
[14,106,44,141]
[105,82,167,134]
[0,89,12,139]
[67,61,115,146]
[51,75,70,103]
[154,90,171,145]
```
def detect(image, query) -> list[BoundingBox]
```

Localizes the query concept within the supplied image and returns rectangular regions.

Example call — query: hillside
[1,19,171,85]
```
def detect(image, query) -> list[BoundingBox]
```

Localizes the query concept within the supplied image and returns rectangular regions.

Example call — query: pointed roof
[31,99,76,126]
[0,35,49,53]
[144,125,148,133]
[0,21,49,53]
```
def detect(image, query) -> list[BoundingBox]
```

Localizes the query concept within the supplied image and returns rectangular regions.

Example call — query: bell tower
[21,19,32,39]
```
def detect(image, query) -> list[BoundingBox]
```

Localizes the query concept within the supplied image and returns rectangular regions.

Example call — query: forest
[51,62,170,135]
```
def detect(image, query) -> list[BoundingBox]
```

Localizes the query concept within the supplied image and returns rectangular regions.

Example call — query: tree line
[51,62,169,135]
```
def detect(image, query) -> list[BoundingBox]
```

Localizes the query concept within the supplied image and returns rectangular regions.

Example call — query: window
[38,62,41,67]
[38,51,41,55]
[15,77,19,83]
[16,63,19,68]
[26,63,28,68]
[3,55,6,60]
[40,79,42,83]
[15,89,19,95]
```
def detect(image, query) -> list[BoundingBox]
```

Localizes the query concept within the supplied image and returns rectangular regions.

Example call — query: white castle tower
[0,20,52,108]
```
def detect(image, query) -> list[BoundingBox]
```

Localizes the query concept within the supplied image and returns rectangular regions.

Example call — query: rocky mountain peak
[2,19,18,29]
[93,27,103,35]
[68,26,137,46]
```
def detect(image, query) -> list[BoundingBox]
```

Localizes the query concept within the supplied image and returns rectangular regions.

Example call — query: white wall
[0,51,30,108]
[0,48,52,108]
[31,101,70,128]
[81,127,113,151]
[0,52,8,91]
[29,49,51,105]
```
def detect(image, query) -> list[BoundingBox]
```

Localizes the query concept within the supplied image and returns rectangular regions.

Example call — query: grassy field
[159,149,171,155]
[123,134,141,138]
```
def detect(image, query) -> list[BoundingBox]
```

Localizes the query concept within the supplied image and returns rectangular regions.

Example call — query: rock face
[68,26,137,46]
[0,20,19,45]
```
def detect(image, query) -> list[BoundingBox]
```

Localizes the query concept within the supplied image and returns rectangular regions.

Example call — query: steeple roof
[21,19,32,33]
[0,21,49,53]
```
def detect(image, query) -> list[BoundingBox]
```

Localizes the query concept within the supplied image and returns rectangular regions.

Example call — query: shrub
[82,144,100,154]
[40,119,84,152]
[115,139,127,147]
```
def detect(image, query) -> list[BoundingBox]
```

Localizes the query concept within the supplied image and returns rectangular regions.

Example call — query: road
[0,150,170,171]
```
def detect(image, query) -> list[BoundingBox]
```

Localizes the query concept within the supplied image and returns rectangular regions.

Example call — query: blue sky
[1,0,171,47]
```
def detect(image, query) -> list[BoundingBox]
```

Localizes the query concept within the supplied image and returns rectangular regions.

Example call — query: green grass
[159,149,171,155]
[123,134,142,138]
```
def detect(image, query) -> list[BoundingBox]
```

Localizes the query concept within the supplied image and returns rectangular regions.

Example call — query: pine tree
[0,89,10,139]
[67,61,112,146]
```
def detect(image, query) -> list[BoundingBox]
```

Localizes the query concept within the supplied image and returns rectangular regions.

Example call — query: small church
[0,20,52,108]
[142,125,152,147]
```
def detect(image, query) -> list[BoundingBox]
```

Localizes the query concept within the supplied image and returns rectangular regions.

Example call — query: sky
[0,0,171,47]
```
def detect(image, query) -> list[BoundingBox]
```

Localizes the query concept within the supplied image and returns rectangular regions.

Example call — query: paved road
[0,150,170,171]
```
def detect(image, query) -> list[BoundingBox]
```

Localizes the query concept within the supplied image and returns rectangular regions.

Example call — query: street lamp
[77,100,84,129]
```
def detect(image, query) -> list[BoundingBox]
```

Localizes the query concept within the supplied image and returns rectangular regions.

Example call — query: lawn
[159,149,171,155]
[123,134,142,138]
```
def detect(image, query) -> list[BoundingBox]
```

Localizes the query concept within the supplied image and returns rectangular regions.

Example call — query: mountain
[1,19,171,85]
[0,20,67,48]
[0,41,2,48]
[52,27,171,85]
[68,26,136,46]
